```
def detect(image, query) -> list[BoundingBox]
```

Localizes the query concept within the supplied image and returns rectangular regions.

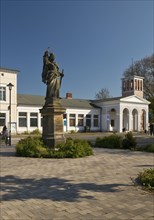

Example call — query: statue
[42,50,64,99]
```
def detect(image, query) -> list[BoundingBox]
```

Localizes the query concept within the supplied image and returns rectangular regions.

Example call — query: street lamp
[7,83,14,146]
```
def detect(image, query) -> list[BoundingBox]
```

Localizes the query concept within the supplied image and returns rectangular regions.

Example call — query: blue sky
[1,0,153,99]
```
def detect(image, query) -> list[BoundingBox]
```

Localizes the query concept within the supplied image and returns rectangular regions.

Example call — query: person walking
[2,125,9,146]
[149,123,153,136]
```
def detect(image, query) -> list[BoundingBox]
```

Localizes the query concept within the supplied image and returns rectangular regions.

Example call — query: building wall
[17,106,43,134]
[94,101,120,132]
[94,99,149,133]
[0,69,18,133]
[120,102,149,132]
[64,108,101,132]
[0,68,150,134]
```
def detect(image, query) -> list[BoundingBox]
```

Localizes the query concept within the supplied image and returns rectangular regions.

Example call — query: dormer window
[0,86,6,101]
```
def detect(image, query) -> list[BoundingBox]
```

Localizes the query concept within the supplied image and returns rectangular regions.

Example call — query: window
[30,113,38,127]
[0,113,6,126]
[69,114,75,126]
[63,114,67,126]
[19,112,27,127]
[93,115,99,127]
[86,114,91,127]
[0,87,6,101]
[78,114,84,126]
[63,114,66,119]
[111,119,114,127]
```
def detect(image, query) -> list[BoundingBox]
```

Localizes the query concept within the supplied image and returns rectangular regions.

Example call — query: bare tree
[123,54,154,99]
[95,88,112,100]
[123,54,154,121]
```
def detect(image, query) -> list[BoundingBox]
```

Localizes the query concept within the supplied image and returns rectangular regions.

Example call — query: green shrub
[122,132,136,149]
[95,134,122,148]
[69,130,76,134]
[16,136,48,158]
[144,144,154,153]
[20,129,41,135]
[52,138,93,158]
[137,144,154,153]
[16,136,93,158]
[30,129,41,135]
[22,131,29,135]
[138,168,154,190]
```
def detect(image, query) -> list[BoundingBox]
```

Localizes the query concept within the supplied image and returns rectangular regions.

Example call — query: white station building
[0,67,150,134]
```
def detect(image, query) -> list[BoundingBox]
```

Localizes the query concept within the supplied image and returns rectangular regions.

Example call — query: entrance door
[123,108,129,131]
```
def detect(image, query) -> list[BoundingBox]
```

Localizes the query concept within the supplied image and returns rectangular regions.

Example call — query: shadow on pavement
[134,164,154,167]
[1,175,129,202]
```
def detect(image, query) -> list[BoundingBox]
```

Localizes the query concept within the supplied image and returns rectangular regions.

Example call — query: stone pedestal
[40,98,66,148]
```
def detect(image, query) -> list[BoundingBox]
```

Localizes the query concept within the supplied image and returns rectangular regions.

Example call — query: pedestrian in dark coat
[149,123,153,136]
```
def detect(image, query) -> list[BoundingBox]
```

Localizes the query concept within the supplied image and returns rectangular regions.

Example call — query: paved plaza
[0,145,154,220]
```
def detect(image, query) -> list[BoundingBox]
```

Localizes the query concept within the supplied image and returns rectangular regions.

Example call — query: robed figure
[42,50,64,99]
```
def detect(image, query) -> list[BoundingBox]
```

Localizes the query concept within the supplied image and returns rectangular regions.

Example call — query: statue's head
[49,53,55,61]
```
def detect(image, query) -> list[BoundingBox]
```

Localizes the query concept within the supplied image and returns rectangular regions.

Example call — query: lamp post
[7,83,14,146]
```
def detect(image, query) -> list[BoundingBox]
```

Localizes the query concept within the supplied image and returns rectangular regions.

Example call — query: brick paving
[0,146,154,220]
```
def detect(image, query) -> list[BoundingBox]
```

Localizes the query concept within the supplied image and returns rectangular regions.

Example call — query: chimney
[66,92,72,99]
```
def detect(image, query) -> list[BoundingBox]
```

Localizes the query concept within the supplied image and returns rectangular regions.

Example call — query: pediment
[120,95,150,104]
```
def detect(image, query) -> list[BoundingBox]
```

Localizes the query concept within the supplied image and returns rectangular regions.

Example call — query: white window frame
[0,86,6,101]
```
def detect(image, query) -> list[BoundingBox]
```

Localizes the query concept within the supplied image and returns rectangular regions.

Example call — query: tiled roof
[17,94,45,106]
[17,94,100,109]
[93,96,122,103]
[61,98,100,109]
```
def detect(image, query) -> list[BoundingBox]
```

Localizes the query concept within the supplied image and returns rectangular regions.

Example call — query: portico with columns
[94,95,150,133]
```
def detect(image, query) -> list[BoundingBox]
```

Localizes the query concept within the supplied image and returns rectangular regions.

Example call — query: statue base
[40,98,66,148]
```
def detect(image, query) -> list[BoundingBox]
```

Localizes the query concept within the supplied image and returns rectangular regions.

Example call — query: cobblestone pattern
[0,147,154,220]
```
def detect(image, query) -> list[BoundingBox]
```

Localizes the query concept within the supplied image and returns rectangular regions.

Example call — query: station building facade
[0,68,150,134]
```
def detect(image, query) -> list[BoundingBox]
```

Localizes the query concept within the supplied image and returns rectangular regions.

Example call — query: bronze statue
[42,50,64,98]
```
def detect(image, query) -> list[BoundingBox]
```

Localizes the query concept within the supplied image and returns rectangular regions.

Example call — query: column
[146,108,149,131]
[137,110,140,131]
[118,106,122,132]
[27,112,30,133]
[75,114,78,131]
[38,112,41,131]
